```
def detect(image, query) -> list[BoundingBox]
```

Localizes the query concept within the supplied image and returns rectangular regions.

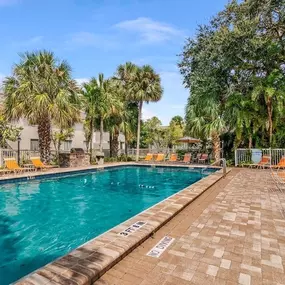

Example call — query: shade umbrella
[176,136,201,151]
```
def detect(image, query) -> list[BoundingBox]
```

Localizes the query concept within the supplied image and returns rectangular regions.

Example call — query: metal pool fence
[0,149,41,167]
[235,148,285,166]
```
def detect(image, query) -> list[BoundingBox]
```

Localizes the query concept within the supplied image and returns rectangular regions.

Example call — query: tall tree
[128,65,163,161]
[82,74,113,155]
[104,79,124,157]
[115,62,139,155]
[180,0,285,156]
[168,116,184,148]
[3,51,80,162]
[82,81,100,157]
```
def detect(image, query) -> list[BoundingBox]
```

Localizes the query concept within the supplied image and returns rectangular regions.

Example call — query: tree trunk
[267,99,273,146]
[89,121,94,162]
[212,132,221,162]
[109,131,113,157]
[38,118,51,163]
[99,117,104,152]
[248,134,252,149]
[111,128,119,158]
[56,129,63,161]
[124,122,128,156]
[136,101,143,162]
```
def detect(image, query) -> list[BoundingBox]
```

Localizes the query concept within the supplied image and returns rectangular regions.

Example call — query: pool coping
[13,164,229,285]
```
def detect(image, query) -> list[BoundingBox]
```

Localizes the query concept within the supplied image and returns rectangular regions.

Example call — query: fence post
[234,149,238,166]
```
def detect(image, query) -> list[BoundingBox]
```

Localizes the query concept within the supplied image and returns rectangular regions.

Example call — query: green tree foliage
[115,63,163,161]
[0,115,22,148]
[51,127,74,160]
[179,0,285,160]
[82,74,119,156]
[142,116,185,150]
[3,51,81,162]
[143,117,166,149]
[168,116,185,148]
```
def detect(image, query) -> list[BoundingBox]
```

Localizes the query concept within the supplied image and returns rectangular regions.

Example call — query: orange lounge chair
[249,156,270,169]
[144,153,153,161]
[30,157,55,170]
[183,153,191,164]
[4,158,31,173]
[271,157,285,170]
[168,153,178,162]
[155,153,165,162]
[271,170,285,189]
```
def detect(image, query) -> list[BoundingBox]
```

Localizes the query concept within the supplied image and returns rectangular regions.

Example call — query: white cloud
[75,78,89,86]
[114,17,185,44]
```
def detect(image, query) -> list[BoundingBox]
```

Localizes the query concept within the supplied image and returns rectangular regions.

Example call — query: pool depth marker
[118,221,147,237]
[146,236,175,258]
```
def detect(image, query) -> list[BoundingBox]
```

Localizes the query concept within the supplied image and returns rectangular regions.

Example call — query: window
[63,140,72,151]
[30,139,39,151]
[120,142,124,149]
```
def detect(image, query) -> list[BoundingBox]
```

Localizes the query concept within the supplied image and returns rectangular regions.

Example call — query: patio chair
[155,153,165,162]
[4,158,31,173]
[168,153,178,162]
[270,156,285,170]
[144,153,153,161]
[249,156,270,169]
[271,170,285,190]
[0,169,12,176]
[30,157,55,171]
[182,153,191,164]
[193,153,201,163]
[198,154,208,164]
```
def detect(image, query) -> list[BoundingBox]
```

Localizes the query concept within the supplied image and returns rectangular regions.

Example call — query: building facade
[0,93,125,155]
[8,118,125,155]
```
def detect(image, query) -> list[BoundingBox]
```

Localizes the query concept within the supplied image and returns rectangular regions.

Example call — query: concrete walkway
[94,169,285,285]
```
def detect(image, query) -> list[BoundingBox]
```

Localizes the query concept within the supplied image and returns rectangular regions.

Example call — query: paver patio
[94,169,285,285]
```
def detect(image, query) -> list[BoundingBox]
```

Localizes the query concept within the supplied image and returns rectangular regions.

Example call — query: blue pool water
[0,166,216,284]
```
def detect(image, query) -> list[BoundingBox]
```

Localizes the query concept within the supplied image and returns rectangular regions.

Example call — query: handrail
[219,158,227,177]
[205,158,227,177]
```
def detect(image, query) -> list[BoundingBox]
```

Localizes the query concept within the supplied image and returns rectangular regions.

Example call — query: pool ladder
[201,158,227,178]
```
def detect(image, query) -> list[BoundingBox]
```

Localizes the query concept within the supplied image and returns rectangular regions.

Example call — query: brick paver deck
[94,169,285,285]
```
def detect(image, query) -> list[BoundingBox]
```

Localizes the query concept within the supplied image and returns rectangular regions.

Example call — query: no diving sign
[146,236,175,258]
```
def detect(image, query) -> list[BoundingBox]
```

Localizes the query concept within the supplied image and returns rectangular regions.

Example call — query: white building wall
[8,119,125,153]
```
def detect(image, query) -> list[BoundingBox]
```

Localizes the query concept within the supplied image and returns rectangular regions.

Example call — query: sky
[0,0,229,125]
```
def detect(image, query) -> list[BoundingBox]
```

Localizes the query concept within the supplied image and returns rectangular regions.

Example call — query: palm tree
[83,74,119,156]
[82,81,100,157]
[3,51,80,162]
[186,97,225,161]
[104,80,124,157]
[115,62,139,156]
[131,65,163,161]
[116,63,163,161]
[226,92,265,148]
[252,70,285,146]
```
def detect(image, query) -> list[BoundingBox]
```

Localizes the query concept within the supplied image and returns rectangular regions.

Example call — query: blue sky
[0,0,228,125]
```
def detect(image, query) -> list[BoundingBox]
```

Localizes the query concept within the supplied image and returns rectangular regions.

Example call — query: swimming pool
[0,165,216,284]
